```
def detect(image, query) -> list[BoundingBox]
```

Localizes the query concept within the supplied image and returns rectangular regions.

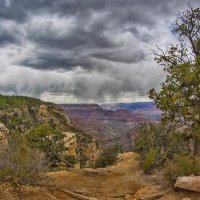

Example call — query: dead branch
[39,188,60,200]
[58,188,98,200]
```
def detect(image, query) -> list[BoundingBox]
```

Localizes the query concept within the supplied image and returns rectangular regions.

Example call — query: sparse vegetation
[26,124,66,166]
[133,122,190,172]
[0,95,99,169]
[0,95,71,133]
[95,145,120,168]
[75,128,93,144]
[164,155,200,184]
[0,133,46,185]
[141,149,158,173]
[78,150,89,168]
[164,155,194,183]
[64,155,78,166]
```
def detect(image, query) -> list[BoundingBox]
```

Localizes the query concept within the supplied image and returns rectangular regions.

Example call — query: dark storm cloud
[0,19,22,46]
[21,56,77,70]
[27,28,118,50]
[0,0,190,69]
[92,50,146,64]
[1,0,176,21]
[0,34,17,46]
[0,0,199,102]
[0,0,55,22]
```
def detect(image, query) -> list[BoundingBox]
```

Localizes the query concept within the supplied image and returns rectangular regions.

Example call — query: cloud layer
[0,0,199,103]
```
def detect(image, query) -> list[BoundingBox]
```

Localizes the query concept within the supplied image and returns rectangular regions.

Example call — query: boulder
[175,176,200,192]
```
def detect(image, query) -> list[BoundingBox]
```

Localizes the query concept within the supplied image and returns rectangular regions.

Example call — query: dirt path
[1,152,200,200]
[47,152,143,199]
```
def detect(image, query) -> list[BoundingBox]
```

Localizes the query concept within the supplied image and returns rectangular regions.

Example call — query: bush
[164,155,194,183]
[78,150,89,168]
[0,133,46,185]
[142,149,158,173]
[133,122,190,172]
[95,145,120,168]
[64,155,78,166]
[26,124,66,166]
[193,157,200,175]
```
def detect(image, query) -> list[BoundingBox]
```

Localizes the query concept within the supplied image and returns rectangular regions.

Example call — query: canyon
[59,102,161,151]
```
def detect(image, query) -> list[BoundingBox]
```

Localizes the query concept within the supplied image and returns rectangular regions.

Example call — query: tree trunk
[193,137,200,156]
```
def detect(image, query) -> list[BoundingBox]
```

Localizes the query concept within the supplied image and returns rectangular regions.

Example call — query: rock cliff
[0,95,100,167]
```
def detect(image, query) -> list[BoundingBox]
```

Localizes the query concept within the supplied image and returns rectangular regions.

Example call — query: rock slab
[175,176,200,192]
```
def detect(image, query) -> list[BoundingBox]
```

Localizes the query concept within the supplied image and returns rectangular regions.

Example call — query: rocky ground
[0,152,200,200]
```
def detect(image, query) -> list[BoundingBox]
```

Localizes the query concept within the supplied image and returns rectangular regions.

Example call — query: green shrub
[0,95,42,109]
[95,145,120,168]
[142,149,158,173]
[164,155,194,183]
[133,122,190,172]
[193,157,200,175]
[79,151,89,168]
[0,133,46,185]
[64,155,78,166]
[26,124,66,166]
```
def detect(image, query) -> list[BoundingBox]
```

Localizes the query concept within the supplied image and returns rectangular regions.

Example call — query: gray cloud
[92,49,146,64]
[0,20,22,46]
[0,0,199,103]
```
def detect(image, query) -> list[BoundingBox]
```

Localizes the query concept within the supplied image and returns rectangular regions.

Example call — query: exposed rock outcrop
[63,132,77,156]
[175,176,200,192]
[62,131,100,167]
[38,104,73,127]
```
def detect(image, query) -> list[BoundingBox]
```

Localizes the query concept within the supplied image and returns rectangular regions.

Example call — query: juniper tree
[149,6,200,155]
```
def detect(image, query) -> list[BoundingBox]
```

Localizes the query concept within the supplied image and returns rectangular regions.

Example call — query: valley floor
[0,152,200,200]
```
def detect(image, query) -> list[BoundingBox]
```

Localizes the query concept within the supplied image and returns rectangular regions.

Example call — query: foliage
[165,154,200,184]
[0,95,43,109]
[74,128,93,144]
[72,127,98,168]
[26,124,66,166]
[78,149,89,168]
[133,122,190,171]
[193,157,200,175]
[0,133,46,185]
[164,155,194,183]
[0,95,72,134]
[142,149,158,173]
[95,145,120,168]
[64,155,78,166]
[148,6,200,155]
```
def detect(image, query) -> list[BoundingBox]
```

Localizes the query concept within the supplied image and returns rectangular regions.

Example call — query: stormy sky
[0,0,199,103]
